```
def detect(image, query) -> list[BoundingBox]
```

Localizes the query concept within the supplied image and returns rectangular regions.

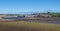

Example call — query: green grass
[0,21,60,31]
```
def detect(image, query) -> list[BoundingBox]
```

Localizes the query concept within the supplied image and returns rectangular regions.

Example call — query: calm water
[2,17,60,24]
[28,20,60,24]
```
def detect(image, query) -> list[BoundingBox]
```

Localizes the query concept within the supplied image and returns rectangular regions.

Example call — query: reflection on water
[28,20,60,24]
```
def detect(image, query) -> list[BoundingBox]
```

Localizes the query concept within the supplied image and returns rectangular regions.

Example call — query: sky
[0,0,60,14]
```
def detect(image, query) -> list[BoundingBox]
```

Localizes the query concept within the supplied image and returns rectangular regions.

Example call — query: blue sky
[0,0,60,14]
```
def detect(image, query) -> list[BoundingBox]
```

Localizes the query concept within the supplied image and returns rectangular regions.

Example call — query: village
[0,12,60,21]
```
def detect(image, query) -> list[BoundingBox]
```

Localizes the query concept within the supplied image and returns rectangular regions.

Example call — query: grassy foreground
[0,21,60,31]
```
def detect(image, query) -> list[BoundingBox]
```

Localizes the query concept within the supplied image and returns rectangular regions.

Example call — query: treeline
[45,12,60,17]
[32,12,60,18]
[0,12,60,18]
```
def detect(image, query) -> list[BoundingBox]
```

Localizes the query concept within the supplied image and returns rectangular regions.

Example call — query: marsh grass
[0,21,60,31]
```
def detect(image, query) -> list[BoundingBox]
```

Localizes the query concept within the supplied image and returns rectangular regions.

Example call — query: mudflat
[0,21,60,31]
